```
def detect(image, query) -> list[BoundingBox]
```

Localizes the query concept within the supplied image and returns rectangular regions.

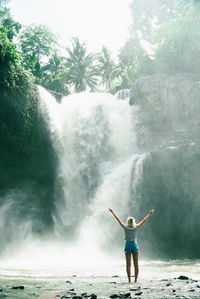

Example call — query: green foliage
[120,0,200,82]
[19,24,57,80]
[118,37,155,88]
[66,37,99,92]
[97,46,119,91]
[41,51,69,99]
[0,7,21,40]
[0,24,38,155]
[154,2,200,74]
[129,0,189,41]
[0,16,57,231]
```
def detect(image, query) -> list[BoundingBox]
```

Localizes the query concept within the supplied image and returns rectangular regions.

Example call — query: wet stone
[89,295,97,299]
[120,293,131,298]
[12,286,25,290]
[135,291,143,296]
[177,275,189,280]
[66,280,72,284]
[110,294,119,298]
[130,288,138,291]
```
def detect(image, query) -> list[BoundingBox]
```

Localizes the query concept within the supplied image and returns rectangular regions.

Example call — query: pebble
[135,291,143,296]
[12,286,25,290]
[89,295,97,299]
[120,292,131,298]
[130,287,140,291]
[177,275,189,280]
[110,294,119,298]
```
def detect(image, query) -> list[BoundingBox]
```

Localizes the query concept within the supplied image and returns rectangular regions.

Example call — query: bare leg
[133,252,139,283]
[125,252,131,283]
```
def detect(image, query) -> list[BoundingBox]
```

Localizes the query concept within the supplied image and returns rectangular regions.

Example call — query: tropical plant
[129,0,189,42]
[66,37,99,93]
[0,7,21,40]
[154,1,200,74]
[97,46,119,90]
[19,24,57,81]
[41,51,69,98]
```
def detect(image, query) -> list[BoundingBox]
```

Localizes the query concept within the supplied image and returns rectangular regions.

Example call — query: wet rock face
[128,73,200,259]
[131,73,200,148]
[136,140,200,259]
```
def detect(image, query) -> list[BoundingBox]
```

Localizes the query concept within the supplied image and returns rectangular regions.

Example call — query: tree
[129,0,189,42]
[66,37,98,93]
[97,46,119,90]
[154,1,200,74]
[0,7,21,40]
[19,24,57,81]
[117,0,195,84]
[41,51,69,99]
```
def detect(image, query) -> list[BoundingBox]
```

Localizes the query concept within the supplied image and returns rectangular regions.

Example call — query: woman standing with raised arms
[108,208,154,283]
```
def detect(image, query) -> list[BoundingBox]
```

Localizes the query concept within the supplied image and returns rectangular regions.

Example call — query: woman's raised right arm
[108,208,125,227]
[137,209,154,228]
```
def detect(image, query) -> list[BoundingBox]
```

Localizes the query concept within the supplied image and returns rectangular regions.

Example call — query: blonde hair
[126,216,136,228]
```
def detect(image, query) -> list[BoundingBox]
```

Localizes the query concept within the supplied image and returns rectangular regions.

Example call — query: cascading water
[0,88,146,269]
[39,87,146,253]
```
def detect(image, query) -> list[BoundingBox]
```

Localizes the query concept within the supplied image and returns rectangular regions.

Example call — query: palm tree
[66,37,98,93]
[41,52,69,98]
[97,46,119,90]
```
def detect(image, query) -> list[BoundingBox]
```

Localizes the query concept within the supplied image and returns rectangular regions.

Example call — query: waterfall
[39,87,146,249]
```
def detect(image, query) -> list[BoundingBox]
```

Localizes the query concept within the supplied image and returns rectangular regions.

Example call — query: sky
[8,0,132,57]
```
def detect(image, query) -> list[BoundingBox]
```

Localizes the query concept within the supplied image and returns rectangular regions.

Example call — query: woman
[108,208,154,283]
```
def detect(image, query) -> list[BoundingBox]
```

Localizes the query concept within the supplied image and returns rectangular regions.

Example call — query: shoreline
[0,272,200,298]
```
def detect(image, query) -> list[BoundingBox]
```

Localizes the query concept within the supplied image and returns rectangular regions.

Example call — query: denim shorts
[124,241,139,253]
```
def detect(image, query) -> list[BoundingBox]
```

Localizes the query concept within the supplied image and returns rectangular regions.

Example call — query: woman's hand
[149,209,154,215]
[108,208,113,213]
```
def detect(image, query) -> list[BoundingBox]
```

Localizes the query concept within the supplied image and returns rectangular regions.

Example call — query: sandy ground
[0,267,200,298]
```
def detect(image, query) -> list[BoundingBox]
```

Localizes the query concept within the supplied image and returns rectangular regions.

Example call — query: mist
[0,1,200,297]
